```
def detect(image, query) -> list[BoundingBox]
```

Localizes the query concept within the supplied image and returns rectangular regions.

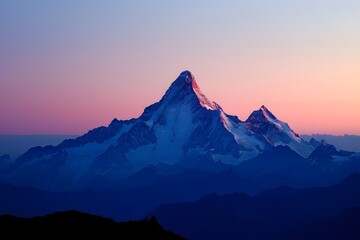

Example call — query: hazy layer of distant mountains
[1,133,358,159]
[0,135,78,158]
[2,172,360,240]
[301,134,360,152]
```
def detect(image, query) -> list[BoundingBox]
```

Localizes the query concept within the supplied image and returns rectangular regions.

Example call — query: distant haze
[0,135,78,158]
[1,134,359,160]
[301,134,360,152]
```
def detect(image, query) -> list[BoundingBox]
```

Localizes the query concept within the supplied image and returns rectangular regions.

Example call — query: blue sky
[0,0,359,134]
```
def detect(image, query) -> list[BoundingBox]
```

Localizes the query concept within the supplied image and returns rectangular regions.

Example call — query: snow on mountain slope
[92,70,245,173]
[2,70,315,191]
[245,105,314,157]
[5,120,135,190]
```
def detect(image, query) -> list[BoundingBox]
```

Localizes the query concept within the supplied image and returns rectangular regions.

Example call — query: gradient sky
[0,0,359,135]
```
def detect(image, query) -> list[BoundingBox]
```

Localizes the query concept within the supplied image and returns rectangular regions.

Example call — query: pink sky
[0,1,359,135]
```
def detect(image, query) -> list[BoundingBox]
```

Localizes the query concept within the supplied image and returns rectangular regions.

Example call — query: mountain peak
[164,70,218,110]
[259,105,277,120]
[140,70,219,121]
[179,70,194,83]
[246,105,277,123]
[245,104,311,156]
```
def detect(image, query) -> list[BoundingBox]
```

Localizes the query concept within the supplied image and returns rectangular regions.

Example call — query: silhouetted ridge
[150,172,360,240]
[0,210,186,239]
[283,208,360,240]
[339,172,360,186]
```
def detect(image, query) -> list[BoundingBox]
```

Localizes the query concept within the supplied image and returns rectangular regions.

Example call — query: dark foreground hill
[282,208,360,240]
[0,210,186,239]
[150,173,360,240]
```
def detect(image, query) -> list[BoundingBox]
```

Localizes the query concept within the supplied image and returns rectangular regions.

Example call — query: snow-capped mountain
[308,139,356,164]
[245,105,314,157]
[2,70,315,191]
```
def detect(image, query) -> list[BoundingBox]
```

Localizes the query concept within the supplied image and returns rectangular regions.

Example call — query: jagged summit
[260,105,277,120]
[179,70,194,83]
[244,103,313,157]
[158,70,219,111]
[140,70,220,122]
[172,70,195,87]
[246,105,277,123]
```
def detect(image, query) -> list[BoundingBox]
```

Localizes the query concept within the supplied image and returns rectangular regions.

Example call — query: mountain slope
[245,105,313,157]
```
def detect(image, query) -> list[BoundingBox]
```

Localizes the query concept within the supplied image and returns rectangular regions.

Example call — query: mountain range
[0,70,331,191]
[2,171,360,239]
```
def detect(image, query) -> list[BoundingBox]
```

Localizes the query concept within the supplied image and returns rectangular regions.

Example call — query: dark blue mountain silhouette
[282,208,360,240]
[2,145,360,221]
[150,173,360,240]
